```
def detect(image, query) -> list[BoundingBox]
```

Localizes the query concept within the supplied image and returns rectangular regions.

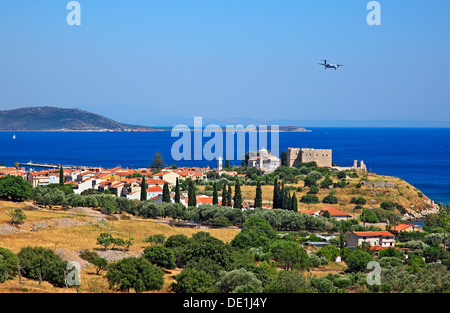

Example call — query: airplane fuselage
[318,60,342,70]
[323,64,338,69]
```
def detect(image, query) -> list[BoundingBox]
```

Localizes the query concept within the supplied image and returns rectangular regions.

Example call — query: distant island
[0,106,311,132]
[0,107,163,132]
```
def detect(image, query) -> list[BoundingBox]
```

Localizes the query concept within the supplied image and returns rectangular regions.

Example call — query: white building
[346,231,396,249]
[247,148,281,173]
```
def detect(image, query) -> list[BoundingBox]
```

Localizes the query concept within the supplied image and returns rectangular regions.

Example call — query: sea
[1,127,449,205]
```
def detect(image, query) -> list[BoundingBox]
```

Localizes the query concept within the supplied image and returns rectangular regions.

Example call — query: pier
[18,161,96,170]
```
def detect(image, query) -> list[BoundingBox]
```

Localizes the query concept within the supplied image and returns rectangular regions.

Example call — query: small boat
[12,134,16,139]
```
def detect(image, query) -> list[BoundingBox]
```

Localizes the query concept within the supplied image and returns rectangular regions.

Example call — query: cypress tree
[227,184,232,207]
[174,178,180,204]
[285,191,291,210]
[162,182,170,203]
[291,193,298,212]
[59,166,64,185]
[222,185,228,206]
[233,180,242,209]
[225,159,230,169]
[188,180,196,207]
[274,179,284,209]
[281,183,289,210]
[273,178,279,209]
[140,176,147,201]
[254,181,262,208]
[280,150,288,166]
[212,182,218,205]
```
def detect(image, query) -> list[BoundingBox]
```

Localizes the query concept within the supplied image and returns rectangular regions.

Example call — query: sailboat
[12,133,16,139]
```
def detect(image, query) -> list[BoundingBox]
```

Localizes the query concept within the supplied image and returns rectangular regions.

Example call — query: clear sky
[0,1,449,126]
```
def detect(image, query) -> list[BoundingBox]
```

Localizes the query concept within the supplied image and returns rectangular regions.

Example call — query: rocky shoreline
[403,201,441,221]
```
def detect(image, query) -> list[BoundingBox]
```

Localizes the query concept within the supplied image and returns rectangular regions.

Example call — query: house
[151,171,180,186]
[109,181,126,196]
[145,177,167,188]
[183,194,217,208]
[126,190,141,200]
[26,170,50,187]
[346,231,396,249]
[390,223,424,235]
[0,167,26,178]
[302,207,352,221]
[77,170,95,182]
[74,178,104,194]
[218,170,238,177]
[178,170,206,181]
[146,186,163,200]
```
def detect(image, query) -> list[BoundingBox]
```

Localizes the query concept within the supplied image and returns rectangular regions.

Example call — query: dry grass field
[0,200,240,293]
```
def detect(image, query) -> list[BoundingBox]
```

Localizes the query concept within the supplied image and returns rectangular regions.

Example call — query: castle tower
[360,160,367,172]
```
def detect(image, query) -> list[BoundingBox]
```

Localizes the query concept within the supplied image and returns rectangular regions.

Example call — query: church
[246,148,281,173]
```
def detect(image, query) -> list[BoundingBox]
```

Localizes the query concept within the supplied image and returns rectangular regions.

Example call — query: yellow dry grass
[0,211,239,254]
[0,200,241,293]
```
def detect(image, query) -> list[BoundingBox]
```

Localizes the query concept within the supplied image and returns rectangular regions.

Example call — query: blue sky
[0,1,449,126]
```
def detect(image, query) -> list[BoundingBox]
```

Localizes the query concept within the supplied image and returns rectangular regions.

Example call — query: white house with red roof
[390,223,423,235]
[74,177,105,194]
[347,231,396,249]
[302,207,352,221]
[146,185,163,200]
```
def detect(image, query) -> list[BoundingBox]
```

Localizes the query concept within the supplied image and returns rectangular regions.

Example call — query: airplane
[318,59,343,70]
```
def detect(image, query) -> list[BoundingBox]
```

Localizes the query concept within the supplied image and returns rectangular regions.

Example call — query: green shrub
[300,194,319,204]
[0,247,18,282]
[143,245,176,269]
[322,194,338,204]
[308,185,319,194]
[106,257,164,293]
[310,277,334,293]
[0,175,33,202]
[171,268,215,293]
[17,246,68,287]
[211,216,231,227]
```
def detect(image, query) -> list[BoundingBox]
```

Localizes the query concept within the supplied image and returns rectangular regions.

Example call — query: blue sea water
[1,128,449,205]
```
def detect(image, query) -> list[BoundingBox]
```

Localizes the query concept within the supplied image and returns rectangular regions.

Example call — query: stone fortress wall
[288,148,332,168]
[288,147,367,172]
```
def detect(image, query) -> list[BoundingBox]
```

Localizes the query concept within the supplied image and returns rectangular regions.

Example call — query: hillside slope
[0,106,145,131]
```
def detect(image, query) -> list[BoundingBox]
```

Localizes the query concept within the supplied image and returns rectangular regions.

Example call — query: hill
[0,106,156,131]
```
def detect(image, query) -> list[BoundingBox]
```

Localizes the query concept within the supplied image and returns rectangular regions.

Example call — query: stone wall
[288,147,332,168]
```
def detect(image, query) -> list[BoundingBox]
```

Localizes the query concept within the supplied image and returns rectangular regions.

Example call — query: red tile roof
[352,231,395,237]
[390,223,422,232]
[146,186,163,192]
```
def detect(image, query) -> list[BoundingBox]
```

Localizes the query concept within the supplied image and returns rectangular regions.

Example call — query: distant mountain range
[0,106,158,131]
